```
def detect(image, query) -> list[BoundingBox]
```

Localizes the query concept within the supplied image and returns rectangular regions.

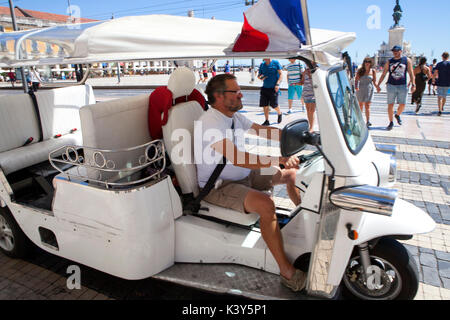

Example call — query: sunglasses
[222,90,242,95]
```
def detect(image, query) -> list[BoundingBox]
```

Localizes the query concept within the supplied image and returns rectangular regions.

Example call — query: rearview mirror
[280,119,309,157]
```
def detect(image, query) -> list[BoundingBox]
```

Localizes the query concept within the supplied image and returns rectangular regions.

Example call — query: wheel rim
[0,215,15,252]
[343,255,403,300]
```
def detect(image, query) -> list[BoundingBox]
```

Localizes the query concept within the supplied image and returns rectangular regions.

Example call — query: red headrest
[148,86,207,139]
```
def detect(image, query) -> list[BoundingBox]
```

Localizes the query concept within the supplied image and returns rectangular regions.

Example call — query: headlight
[330,185,397,216]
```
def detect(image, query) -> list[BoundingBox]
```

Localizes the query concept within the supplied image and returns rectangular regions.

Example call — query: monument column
[388,26,405,50]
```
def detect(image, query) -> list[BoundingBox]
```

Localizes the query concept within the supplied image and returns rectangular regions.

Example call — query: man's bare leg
[264,106,270,121]
[271,168,301,206]
[274,106,282,115]
[388,103,394,122]
[288,99,293,111]
[244,190,296,280]
[396,103,406,116]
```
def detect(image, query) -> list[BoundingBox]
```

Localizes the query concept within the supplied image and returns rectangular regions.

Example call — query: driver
[194,74,307,292]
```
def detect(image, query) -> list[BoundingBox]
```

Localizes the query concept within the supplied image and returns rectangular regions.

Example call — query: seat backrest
[80,94,151,180]
[35,84,95,140]
[0,85,94,154]
[162,67,205,196]
[0,93,40,153]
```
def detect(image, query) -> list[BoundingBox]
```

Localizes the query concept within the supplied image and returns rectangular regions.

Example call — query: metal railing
[49,139,166,189]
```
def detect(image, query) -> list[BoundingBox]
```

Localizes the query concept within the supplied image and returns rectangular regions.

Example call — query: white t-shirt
[194,108,253,188]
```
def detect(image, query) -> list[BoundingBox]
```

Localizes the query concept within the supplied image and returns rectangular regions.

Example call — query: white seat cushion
[0,93,40,153]
[0,132,82,175]
[36,84,95,140]
[80,94,151,180]
[163,67,258,226]
[80,94,151,150]
[162,101,204,196]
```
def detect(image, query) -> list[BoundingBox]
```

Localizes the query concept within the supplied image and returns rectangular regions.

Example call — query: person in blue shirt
[224,61,231,74]
[432,52,450,116]
[258,59,283,125]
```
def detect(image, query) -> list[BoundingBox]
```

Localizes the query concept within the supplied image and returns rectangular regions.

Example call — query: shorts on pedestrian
[387,84,408,105]
[203,73,208,78]
[303,97,315,104]
[437,86,449,98]
[288,85,303,100]
[202,169,274,214]
[259,87,279,108]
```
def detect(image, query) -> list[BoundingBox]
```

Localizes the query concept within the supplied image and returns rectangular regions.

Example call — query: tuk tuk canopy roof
[0,14,356,67]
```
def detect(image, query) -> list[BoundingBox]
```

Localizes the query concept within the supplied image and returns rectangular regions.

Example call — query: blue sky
[3,0,449,65]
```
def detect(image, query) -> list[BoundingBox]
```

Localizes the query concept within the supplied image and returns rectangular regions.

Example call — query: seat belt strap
[186,119,234,214]
[28,90,44,142]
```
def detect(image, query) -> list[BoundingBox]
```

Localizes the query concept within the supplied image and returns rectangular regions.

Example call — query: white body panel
[355,199,436,245]
[175,215,267,270]
[2,173,183,280]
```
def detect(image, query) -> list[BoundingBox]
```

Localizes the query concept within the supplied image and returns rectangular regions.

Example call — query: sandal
[281,269,307,292]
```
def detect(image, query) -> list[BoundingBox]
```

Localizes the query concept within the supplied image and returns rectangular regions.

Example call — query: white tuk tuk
[0,1,435,300]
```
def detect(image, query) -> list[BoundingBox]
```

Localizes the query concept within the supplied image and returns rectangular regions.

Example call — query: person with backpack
[411,57,432,113]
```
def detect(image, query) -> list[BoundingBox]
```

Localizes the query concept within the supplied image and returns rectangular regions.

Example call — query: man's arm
[275,69,282,92]
[377,61,389,88]
[250,123,282,141]
[210,139,298,170]
[432,69,439,84]
[407,58,416,92]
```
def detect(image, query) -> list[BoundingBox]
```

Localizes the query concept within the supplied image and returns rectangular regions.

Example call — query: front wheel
[342,237,419,300]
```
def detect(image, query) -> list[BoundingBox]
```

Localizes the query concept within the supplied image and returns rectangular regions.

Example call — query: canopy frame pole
[116,62,121,83]
[8,0,27,92]
[300,0,316,64]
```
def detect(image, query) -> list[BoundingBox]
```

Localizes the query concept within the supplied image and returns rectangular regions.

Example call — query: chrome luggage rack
[49,140,166,189]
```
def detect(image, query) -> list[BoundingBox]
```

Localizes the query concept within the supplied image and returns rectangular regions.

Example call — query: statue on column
[393,0,403,27]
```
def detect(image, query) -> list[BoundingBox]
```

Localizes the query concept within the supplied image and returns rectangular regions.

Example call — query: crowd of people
[256,48,449,131]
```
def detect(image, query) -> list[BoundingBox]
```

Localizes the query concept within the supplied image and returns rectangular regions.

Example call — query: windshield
[327,68,368,154]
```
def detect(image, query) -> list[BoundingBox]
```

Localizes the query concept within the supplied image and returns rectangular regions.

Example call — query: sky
[2,0,449,65]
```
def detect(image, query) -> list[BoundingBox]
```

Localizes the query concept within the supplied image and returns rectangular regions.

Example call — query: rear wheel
[342,237,419,300]
[0,207,30,258]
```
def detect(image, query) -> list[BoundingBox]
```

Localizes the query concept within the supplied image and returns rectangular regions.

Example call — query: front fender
[355,198,436,245]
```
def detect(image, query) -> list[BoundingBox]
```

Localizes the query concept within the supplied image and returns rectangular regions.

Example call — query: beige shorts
[202,169,274,214]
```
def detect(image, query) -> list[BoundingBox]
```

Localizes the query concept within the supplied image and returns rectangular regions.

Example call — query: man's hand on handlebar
[279,156,300,169]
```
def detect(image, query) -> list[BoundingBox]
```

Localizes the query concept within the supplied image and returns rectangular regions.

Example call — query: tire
[0,206,30,258]
[341,237,419,300]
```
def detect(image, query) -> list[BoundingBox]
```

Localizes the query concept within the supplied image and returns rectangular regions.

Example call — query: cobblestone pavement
[0,87,448,300]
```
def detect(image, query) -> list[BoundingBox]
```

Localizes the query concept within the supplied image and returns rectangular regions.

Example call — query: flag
[233,0,309,52]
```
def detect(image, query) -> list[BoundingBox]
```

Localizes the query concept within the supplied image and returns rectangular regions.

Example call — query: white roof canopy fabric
[0,14,355,67]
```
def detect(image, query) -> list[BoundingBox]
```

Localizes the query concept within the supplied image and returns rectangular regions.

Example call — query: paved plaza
[0,75,449,300]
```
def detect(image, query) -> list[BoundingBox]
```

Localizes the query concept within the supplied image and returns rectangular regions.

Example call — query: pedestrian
[7,69,15,88]
[432,51,450,116]
[202,63,209,83]
[411,57,432,113]
[428,59,437,95]
[211,64,217,77]
[224,60,231,74]
[376,45,415,131]
[28,67,42,91]
[258,58,283,125]
[300,64,316,132]
[286,58,305,114]
[197,69,204,84]
[355,58,379,127]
